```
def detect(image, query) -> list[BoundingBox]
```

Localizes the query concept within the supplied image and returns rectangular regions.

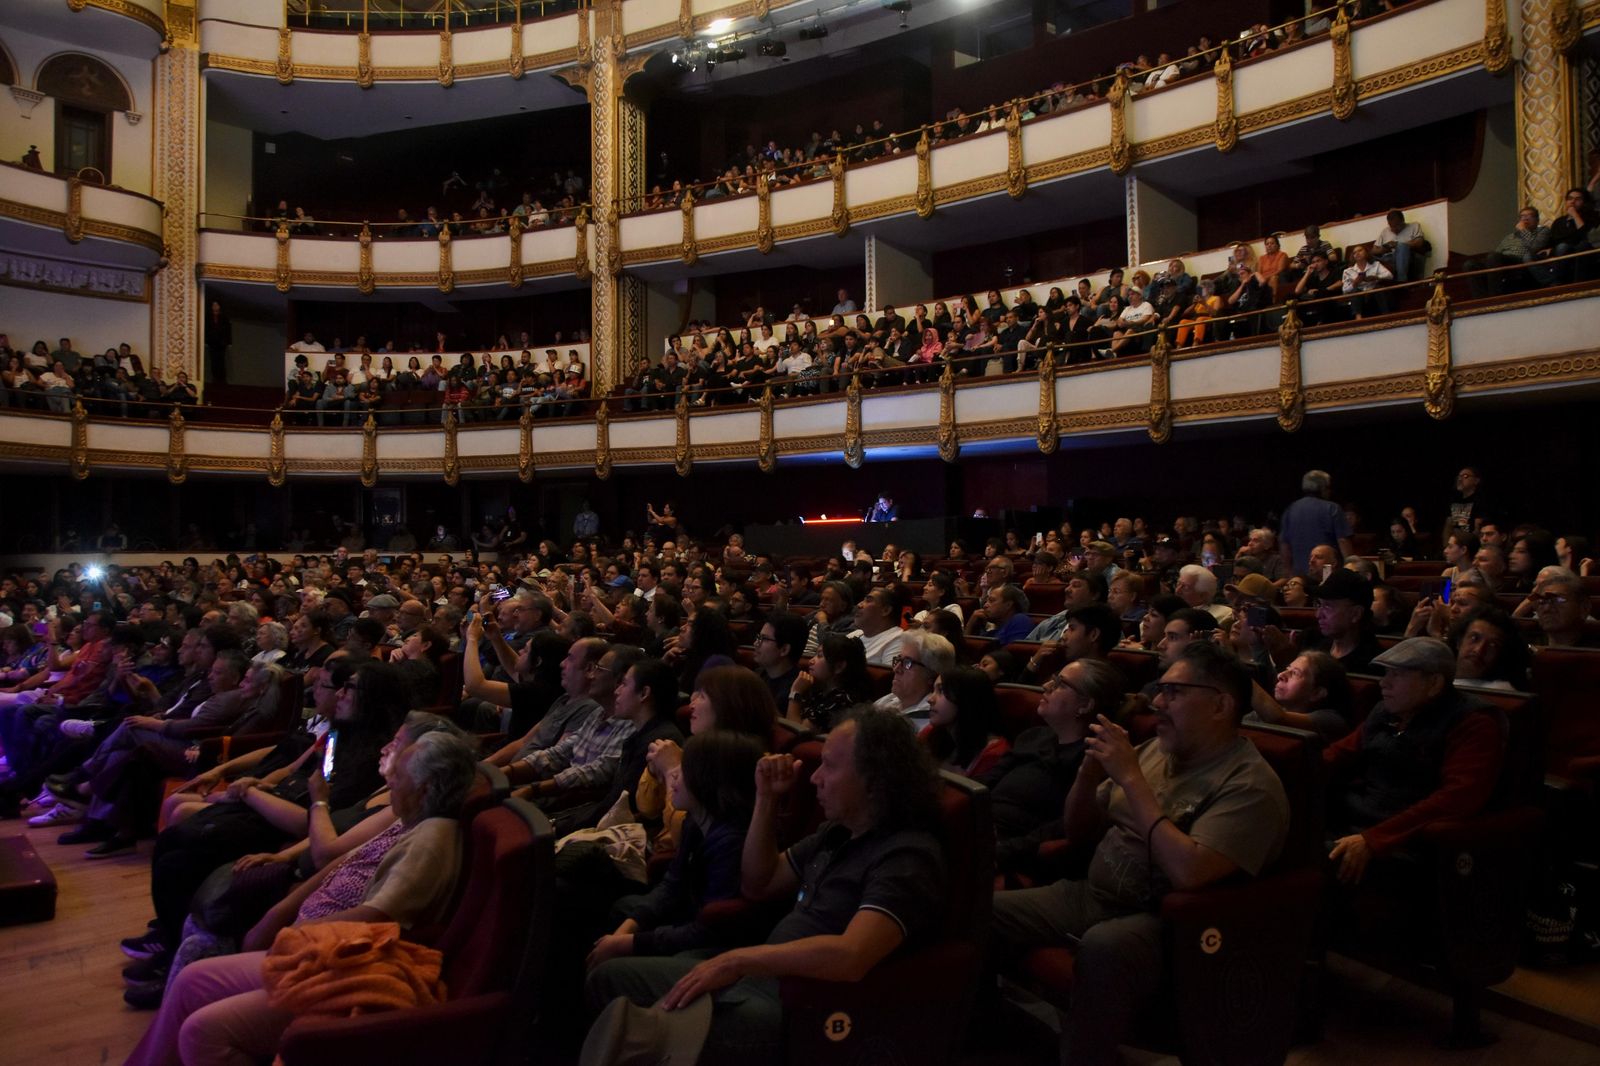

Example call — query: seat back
[1468,688,1543,809]
[932,770,994,943]
[429,799,555,1000]
[993,684,1044,742]
[1530,646,1600,778]
[777,738,826,847]
[1276,606,1318,633]
[864,664,893,699]
[1026,584,1067,614]
[1239,724,1324,869]
[1108,647,1161,693]
[435,652,463,704]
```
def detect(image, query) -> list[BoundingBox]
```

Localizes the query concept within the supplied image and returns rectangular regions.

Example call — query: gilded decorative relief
[914,131,934,219]
[357,223,375,294]
[70,400,89,480]
[1482,0,1512,73]
[508,19,525,79]
[756,173,774,254]
[276,27,294,84]
[518,406,534,482]
[1146,329,1173,443]
[64,176,85,243]
[680,188,699,266]
[1423,273,1455,419]
[1551,0,1581,52]
[438,223,454,293]
[595,401,612,479]
[274,221,292,293]
[937,360,959,461]
[1276,301,1305,432]
[1108,71,1132,175]
[438,27,454,87]
[1036,347,1058,454]
[442,405,460,485]
[831,152,851,235]
[674,391,693,477]
[167,405,188,484]
[357,31,374,88]
[267,410,286,486]
[1214,48,1238,152]
[1005,103,1026,200]
[574,203,593,281]
[360,413,379,487]
[506,214,524,288]
[757,386,777,473]
[1330,5,1357,121]
[843,373,864,468]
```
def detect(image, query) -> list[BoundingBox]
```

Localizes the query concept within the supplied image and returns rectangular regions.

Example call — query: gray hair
[398,731,478,822]
[899,628,956,675]
[1072,657,1126,718]
[1251,527,1277,548]
[1178,564,1218,596]
[247,661,287,707]
[993,583,1031,616]
[214,649,250,684]
[401,710,470,743]
[1301,469,1331,495]
[227,601,260,627]
[256,621,288,651]
[1535,566,1584,593]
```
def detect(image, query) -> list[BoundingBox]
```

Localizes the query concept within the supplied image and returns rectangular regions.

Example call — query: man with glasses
[752,612,808,708]
[1024,573,1108,643]
[505,641,637,799]
[479,635,602,765]
[848,589,906,667]
[1323,637,1504,887]
[874,630,955,724]
[965,584,1034,645]
[1529,569,1598,648]
[990,642,1288,1064]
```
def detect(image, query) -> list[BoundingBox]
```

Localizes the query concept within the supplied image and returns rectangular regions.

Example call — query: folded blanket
[263,921,446,1018]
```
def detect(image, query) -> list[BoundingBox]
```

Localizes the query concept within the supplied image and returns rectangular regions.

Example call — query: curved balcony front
[2,278,1595,481]
[0,163,165,277]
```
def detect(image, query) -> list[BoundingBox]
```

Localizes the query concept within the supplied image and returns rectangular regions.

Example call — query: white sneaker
[58,719,95,739]
[27,786,55,810]
[27,802,84,828]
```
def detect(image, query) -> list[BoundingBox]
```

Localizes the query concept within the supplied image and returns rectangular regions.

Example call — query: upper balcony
[0,163,165,279]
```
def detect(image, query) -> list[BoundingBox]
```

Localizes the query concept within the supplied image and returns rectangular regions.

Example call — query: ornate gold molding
[1276,301,1305,432]
[678,0,694,39]
[577,3,593,66]
[756,173,774,254]
[914,131,934,219]
[438,224,454,293]
[1037,347,1059,454]
[357,31,374,88]
[276,27,294,84]
[1147,329,1173,443]
[438,27,455,87]
[508,19,525,79]
[517,406,535,482]
[69,0,168,41]
[1482,0,1512,73]
[1005,103,1026,200]
[1108,71,1132,176]
[166,405,188,483]
[1330,5,1357,121]
[680,188,698,266]
[1551,0,1582,51]
[0,195,163,255]
[606,206,623,277]
[594,401,612,479]
[757,386,777,473]
[267,410,286,486]
[831,152,852,235]
[442,405,460,485]
[357,223,375,294]
[674,391,693,477]
[506,214,524,288]
[64,176,85,244]
[571,204,592,281]
[1214,48,1238,153]
[274,221,292,293]
[360,412,378,486]
[937,360,959,462]
[70,401,90,480]
[843,373,864,468]
[1424,273,1455,419]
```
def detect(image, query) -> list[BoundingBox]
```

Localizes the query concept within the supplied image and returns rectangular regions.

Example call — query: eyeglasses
[1042,675,1083,696]
[1529,593,1572,607]
[890,655,930,673]
[1152,681,1223,700]
[752,633,778,645]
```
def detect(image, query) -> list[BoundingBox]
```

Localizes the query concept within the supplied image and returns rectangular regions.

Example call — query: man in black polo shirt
[586,709,946,1063]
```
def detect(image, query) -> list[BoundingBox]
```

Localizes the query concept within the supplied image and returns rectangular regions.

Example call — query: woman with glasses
[921,666,1009,778]
[1243,650,1353,743]
[787,631,873,732]
[980,656,1125,879]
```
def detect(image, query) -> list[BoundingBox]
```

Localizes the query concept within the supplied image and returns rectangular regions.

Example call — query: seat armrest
[277,992,513,1066]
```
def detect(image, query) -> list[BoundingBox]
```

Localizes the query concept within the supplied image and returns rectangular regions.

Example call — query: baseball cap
[1314,568,1372,608]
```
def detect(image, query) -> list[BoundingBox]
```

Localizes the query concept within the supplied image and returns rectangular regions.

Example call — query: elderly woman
[251,622,289,666]
[124,729,479,1066]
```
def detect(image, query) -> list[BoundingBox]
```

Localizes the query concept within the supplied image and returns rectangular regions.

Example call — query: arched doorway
[37,52,132,182]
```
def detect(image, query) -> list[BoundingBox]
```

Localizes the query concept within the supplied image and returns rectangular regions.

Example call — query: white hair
[899,629,956,676]
[1179,564,1218,596]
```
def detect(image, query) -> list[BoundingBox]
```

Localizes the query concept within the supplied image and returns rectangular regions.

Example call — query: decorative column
[152,1,201,384]
[1515,0,1581,219]
[581,0,648,399]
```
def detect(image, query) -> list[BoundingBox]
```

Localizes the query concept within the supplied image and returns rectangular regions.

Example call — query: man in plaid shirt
[508,643,640,802]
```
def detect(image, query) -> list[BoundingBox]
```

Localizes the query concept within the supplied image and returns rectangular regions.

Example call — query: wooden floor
[2,818,1598,1066]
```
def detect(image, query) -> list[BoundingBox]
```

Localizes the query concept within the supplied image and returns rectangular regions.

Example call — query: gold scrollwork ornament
[680,189,699,267]
[438,27,454,87]
[438,223,454,293]
[357,223,375,294]
[674,392,693,477]
[1424,273,1455,420]
[594,401,613,480]
[606,207,623,277]
[70,400,90,480]
[276,27,294,85]
[937,360,959,462]
[442,406,460,486]
[843,373,864,469]
[1005,102,1026,200]
[914,131,934,219]
[678,0,693,39]
[64,176,85,243]
[506,214,524,288]
[1276,301,1305,432]
[757,386,777,473]
[508,20,525,79]
[1214,48,1238,153]
[167,405,188,484]
[1551,0,1581,53]
[518,406,535,483]
[756,173,774,254]
[274,221,292,293]
[831,153,851,236]
[360,412,378,487]
[1146,329,1173,444]
[267,410,286,486]
[1036,347,1058,454]
[574,203,592,281]
[357,31,374,88]
[1329,5,1356,121]
[1481,0,1511,73]
[1108,71,1132,175]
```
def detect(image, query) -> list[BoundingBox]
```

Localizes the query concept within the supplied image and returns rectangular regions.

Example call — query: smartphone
[1245,604,1270,629]
[322,730,338,779]
[31,622,48,637]
[1419,579,1442,601]
[1440,577,1452,605]
[490,584,511,603]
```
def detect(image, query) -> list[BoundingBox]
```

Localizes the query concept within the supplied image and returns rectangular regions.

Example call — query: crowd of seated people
[280,332,593,425]
[0,454,1596,1062]
[0,333,199,416]
[255,163,588,238]
[634,1,1424,212]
